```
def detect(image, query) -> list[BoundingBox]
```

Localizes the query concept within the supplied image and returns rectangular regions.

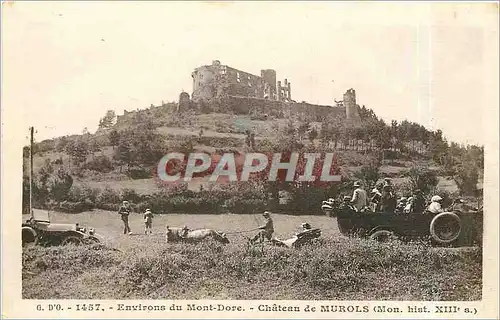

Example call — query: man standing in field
[144,208,153,234]
[250,211,274,244]
[118,200,132,235]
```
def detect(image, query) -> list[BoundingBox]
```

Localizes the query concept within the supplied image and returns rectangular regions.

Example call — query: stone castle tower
[344,88,359,120]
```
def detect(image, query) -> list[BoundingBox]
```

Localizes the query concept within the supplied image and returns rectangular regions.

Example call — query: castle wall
[191,61,278,102]
[223,96,345,122]
[225,66,264,99]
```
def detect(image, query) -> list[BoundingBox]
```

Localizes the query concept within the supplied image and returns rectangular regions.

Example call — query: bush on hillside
[453,164,480,196]
[127,166,152,179]
[120,188,144,204]
[404,166,439,195]
[96,187,120,206]
[84,155,114,173]
[57,200,94,213]
[67,185,100,204]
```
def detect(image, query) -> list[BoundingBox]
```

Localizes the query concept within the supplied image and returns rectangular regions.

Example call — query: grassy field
[22,210,482,300]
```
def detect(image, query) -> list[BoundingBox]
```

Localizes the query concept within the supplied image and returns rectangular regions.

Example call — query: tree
[453,163,479,196]
[98,110,117,130]
[66,138,89,166]
[355,163,380,189]
[109,130,120,150]
[308,127,318,143]
[56,136,69,152]
[404,166,439,195]
[47,167,73,202]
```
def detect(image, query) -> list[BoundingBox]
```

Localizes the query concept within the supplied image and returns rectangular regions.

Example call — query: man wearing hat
[118,200,132,235]
[350,181,368,212]
[380,184,397,213]
[411,189,426,213]
[250,211,274,244]
[296,222,313,238]
[144,208,154,234]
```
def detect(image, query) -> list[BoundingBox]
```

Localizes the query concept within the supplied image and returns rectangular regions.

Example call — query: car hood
[37,223,78,232]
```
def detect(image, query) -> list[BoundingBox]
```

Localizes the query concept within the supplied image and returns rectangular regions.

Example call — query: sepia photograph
[2,1,499,319]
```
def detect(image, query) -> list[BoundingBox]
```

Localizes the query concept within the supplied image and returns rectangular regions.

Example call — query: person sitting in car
[450,199,474,212]
[341,196,352,209]
[350,181,369,212]
[411,189,426,213]
[403,197,413,213]
[380,184,397,213]
[395,197,408,214]
[370,188,382,212]
[427,195,444,214]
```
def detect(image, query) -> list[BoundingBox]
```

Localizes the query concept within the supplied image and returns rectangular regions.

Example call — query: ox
[165,226,230,244]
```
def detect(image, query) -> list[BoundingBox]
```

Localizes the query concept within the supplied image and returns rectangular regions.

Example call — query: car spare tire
[430,212,462,244]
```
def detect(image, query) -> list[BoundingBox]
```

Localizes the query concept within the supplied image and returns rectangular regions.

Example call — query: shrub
[223,198,267,214]
[127,166,152,179]
[67,184,100,205]
[57,200,94,213]
[453,164,479,196]
[120,188,144,204]
[404,166,439,195]
[84,155,114,173]
[96,187,120,206]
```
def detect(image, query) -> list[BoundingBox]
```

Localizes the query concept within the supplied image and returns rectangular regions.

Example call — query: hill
[23,99,484,215]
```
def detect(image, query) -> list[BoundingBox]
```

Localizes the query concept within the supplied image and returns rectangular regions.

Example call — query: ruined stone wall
[225,66,264,99]
[191,66,216,101]
[222,96,345,121]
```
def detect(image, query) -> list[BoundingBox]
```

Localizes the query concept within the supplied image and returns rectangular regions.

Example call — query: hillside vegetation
[23,101,484,215]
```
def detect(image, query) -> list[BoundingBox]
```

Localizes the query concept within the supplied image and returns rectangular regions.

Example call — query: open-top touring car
[321,198,482,246]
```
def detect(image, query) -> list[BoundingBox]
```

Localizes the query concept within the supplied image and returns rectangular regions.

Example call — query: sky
[2,1,498,146]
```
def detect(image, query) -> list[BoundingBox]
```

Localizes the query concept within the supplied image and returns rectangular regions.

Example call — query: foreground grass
[22,236,482,301]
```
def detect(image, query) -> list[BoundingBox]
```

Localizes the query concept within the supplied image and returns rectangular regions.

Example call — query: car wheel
[22,227,38,248]
[61,235,83,246]
[370,230,396,242]
[430,212,462,244]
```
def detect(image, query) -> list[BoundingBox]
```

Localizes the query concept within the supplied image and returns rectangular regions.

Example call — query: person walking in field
[118,200,132,235]
[250,211,274,244]
[350,181,369,212]
[144,208,154,234]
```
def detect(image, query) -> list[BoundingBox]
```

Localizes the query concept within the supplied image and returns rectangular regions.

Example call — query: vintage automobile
[22,209,100,247]
[321,198,483,246]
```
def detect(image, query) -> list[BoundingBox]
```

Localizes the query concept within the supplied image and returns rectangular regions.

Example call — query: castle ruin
[188,60,360,122]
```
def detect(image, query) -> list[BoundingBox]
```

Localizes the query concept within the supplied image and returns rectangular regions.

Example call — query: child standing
[144,208,154,234]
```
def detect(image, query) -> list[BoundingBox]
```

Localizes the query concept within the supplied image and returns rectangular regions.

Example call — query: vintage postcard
[1,1,499,319]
